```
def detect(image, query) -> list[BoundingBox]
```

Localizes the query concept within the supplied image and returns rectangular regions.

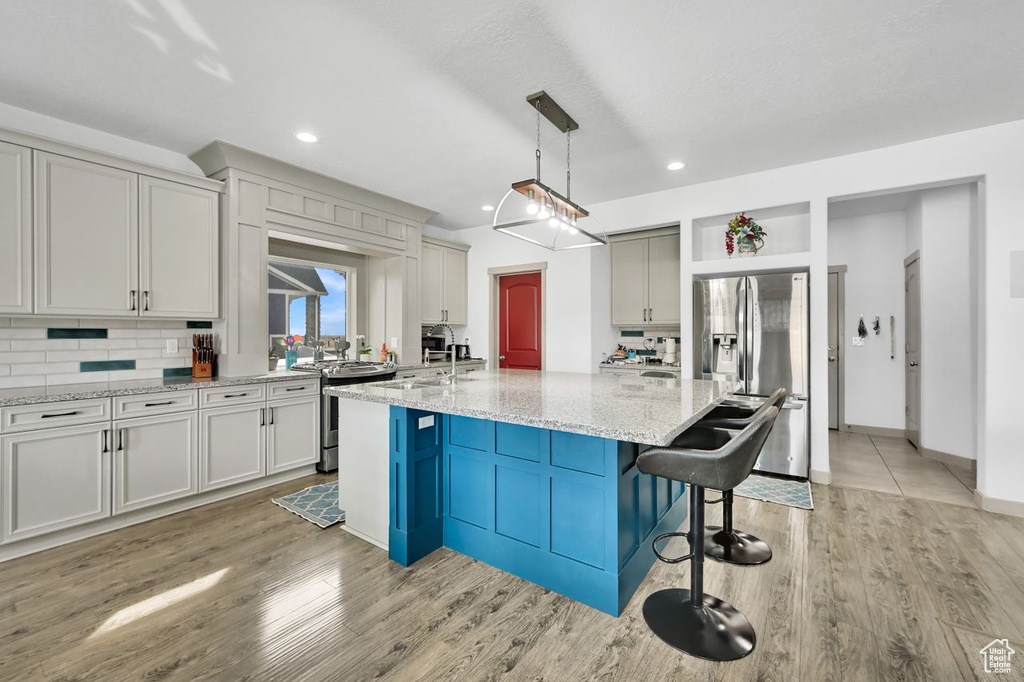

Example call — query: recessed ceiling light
[666,161,685,171]
[296,132,318,143]
[481,205,495,212]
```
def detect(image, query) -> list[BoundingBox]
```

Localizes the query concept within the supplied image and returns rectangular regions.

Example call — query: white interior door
[905,256,922,448]
[827,272,840,430]
[34,152,138,316]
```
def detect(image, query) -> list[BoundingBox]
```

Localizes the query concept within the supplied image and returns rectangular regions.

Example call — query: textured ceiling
[1,1,1022,229]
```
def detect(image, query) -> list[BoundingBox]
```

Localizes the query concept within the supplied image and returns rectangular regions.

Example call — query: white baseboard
[0,466,317,563]
[921,447,976,472]
[810,469,831,485]
[340,524,388,551]
[974,490,1024,518]
[842,423,907,439]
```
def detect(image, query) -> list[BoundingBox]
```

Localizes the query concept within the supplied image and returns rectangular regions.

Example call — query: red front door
[498,272,542,370]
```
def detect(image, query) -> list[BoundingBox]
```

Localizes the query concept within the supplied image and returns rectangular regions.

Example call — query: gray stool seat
[641,370,677,378]
[690,388,788,566]
[636,407,779,661]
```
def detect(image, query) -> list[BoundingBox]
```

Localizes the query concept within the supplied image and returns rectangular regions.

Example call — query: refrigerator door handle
[736,280,746,389]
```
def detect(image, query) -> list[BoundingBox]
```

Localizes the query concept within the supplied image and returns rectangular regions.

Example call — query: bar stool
[688,387,788,566]
[636,407,779,661]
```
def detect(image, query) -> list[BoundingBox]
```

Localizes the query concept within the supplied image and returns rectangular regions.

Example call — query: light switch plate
[391,337,399,349]
[417,415,435,429]
[166,339,178,353]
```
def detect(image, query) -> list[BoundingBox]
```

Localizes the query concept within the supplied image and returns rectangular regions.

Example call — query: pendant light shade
[492,91,606,251]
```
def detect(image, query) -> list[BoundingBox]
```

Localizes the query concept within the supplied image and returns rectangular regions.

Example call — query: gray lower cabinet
[1,423,111,543]
[199,402,267,492]
[113,411,199,515]
[266,396,319,474]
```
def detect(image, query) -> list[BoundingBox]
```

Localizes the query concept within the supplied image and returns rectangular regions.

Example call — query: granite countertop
[394,358,487,371]
[0,370,316,407]
[325,369,736,446]
[599,363,682,371]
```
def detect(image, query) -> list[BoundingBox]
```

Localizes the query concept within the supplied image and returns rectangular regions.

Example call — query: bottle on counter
[379,342,388,364]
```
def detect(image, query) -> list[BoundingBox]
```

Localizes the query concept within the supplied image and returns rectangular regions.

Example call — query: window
[268,261,349,358]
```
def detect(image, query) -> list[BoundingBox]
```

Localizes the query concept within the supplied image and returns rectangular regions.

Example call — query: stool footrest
[652,531,693,564]
[704,495,726,505]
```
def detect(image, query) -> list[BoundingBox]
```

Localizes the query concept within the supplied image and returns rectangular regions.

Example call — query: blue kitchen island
[325,369,734,616]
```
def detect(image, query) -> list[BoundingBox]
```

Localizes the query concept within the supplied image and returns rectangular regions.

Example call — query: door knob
[909,361,919,367]
[828,356,837,362]
[499,355,506,360]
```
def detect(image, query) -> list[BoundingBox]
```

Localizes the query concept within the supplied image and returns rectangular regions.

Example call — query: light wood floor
[830,430,977,507]
[2,475,1023,681]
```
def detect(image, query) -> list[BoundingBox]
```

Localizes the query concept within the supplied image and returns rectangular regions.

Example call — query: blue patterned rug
[734,474,813,510]
[272,481,345,528]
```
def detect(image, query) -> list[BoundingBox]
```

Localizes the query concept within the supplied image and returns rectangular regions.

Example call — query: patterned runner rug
[272,481,345,528]
[733,474,813,510]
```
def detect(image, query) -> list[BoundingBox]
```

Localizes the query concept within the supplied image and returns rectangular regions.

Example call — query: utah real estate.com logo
[980,639,1015,674]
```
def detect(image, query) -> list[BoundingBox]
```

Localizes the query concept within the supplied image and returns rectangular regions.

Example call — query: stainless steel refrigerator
[693,272,810,478]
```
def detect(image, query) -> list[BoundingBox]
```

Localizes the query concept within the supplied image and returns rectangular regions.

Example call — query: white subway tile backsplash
[0,352,47,364]
[0,328,47,340]
[109,328,162,338]
[137,339,168,349]
[0,318,11,327]
[0,366,8,376]
[136,357,187,369]
[102,319,139,329]
[11,362,80,376]
[11,339,78,351]
[46,350,110,362]
[139,320,184,329]
[11,317,78,328]
[0,340,9,352]
[79,339,138,350]
[112,369,165,381]
[45,372,109,385]
[0,376,46,389]
[110,348,161,360]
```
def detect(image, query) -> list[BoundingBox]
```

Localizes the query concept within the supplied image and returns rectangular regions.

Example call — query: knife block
[191,351,214,378]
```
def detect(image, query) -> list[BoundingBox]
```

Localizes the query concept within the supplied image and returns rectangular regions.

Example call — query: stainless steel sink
[376,376,476,390]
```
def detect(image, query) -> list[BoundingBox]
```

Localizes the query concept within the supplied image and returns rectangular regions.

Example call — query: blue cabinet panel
[448,452,490,529]
[414,456,440,527]
[551,431,606,476]
[449,415,491,451]
[638,472,656,537]
[495,465,541,547]
[656,474,672,519]
[495,422,544,462]
[617,474,640,567]
[550,477,605,568]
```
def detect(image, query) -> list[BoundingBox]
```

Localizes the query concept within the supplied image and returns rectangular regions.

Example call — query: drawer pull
[144,401,174,407]
[284,386,306,392]
[224,392,249,398]
[41,410,79,419]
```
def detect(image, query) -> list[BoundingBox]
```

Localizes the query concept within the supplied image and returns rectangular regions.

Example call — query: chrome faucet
[440,346,458,385]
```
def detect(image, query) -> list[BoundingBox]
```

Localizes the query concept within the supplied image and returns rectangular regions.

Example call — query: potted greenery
[268,346,279,372]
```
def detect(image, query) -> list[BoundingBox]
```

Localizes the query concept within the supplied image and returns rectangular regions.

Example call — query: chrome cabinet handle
[269,407,274,425]
[129,290,137,311]
[648,308,653,321]
[643,308,647,322]
[101,428,110,454]
[144,400,173,407]
[224,393,248,398]
[284,386,304,392]
[143,291,150,311]
[117,428,125,452]
[260,408,265,426]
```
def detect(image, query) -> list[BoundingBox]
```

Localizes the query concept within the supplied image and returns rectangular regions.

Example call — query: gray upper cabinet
[35,152,139,317]
[421,237,469,326]
[610,227,681,327]
[140,176,219,318]
[0,141,32,315]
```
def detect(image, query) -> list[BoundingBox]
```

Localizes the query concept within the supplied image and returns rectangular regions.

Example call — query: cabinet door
[266,396,319,474]
[113,412,198,514]
[140,176,219,318]
[420,241,444,324]
[199,403,266,492]
[610,238,649,326]
[35,152,138,316]
[1,423,111,543]
[647,233,681,325]
[443,246,468,325]
[0,141,32,314]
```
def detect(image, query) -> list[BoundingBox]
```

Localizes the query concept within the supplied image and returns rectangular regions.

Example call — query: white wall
[456,119,1022,507]
[828,211,907,430]
[914,184,978,460]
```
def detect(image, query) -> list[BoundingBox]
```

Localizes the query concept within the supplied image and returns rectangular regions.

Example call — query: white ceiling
[2,1,1023,229]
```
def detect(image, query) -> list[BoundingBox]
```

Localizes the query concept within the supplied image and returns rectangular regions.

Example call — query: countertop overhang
[325,369,737,446]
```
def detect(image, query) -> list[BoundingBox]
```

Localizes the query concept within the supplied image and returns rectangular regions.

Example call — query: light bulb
[559,221,569,231]
[537,205,550,220]
[526,202,539,215]
[548,216,560,228]
[569,226,579,236]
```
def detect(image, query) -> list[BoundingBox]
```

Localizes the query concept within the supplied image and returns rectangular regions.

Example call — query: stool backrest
[637,406,780,490]
[701,387,787,430]
[641,371,677,378]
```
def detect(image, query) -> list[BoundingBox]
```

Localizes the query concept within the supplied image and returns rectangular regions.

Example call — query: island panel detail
[388,405,687,616]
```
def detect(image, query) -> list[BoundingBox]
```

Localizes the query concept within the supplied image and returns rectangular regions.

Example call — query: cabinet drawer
[199,383,266,408]
[394,369,423,380]
[114,390,197,419]
[1,398,112,434]
[266,380,320,400]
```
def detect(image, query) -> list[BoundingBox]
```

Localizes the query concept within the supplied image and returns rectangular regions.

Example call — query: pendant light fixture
[492,91,606,250]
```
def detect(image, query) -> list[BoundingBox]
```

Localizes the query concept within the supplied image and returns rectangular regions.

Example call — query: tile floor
[829,430,977,507]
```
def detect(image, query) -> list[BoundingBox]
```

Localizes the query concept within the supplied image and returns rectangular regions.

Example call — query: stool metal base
[704,526,773,566]
[642,588,756,661]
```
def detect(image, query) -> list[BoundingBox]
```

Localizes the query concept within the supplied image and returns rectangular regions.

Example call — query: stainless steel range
[289,360,397,472]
